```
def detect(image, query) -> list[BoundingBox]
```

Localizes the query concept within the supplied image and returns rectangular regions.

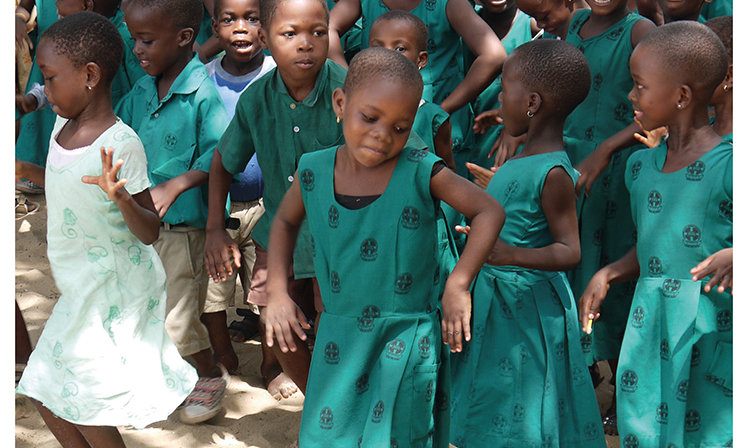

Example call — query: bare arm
[327,0,362,67]
[150,169,208,218]
[574,121,641,197]
[442,0,507,114]
[434,119,456,171]
[15,159,45,187]
[204,150,241,281]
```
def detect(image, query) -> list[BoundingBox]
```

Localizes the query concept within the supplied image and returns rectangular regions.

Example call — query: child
[515,0,577,39]
[14,12,198,446]
[116,0,231,424]
[264,46,504,447]
[202,0,277,373]
[656,0,708,22]
[448,39,605,448]
[705,15,732,142]
[579,21,732,447]
[204,0,346,400]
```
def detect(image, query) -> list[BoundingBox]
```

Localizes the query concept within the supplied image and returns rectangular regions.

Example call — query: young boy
[202,0,277,373]
[116,0,231,424]
[204,0,346,400]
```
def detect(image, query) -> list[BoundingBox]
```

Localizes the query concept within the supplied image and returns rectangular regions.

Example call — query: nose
[234,18,249,32]
[371,124,392,143]
[627,87,635,103]
[498,91,503,104]
[298,33,313,51]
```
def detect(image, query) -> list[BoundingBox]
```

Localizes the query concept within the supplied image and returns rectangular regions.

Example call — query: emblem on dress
[631,306,645,328]
[330,271,341,293]
[647,190,663,213]
[682,224,702,248]
[660,339,670,361]
[395,273,413,294]
[622,434,640,448]
[371,400,384,423]
[662,279,681,298]
[401,206,420,229]
[685,409,701,432]
[319,406,334,429]
[656,402,669,424]
[328,205,339,228]
[717,309,731,332]
[357,305,379,332]
[685,161,705,181]
[324,342,340,365]
[300,168,315,191]
[620,370,639,393]
[631,161,642,180]
[360,238,378,261]
[418,336,431,359]
[648,257,663,277]
[385,338,406,360]
[676,379,689,402]
[355,373,369,395]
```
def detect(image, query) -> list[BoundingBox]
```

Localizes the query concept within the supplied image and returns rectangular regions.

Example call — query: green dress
[297,146,450,447]
[450,151,605,448]
[618,141,732,448]
[564,10,646,364]
[360,0,475,178]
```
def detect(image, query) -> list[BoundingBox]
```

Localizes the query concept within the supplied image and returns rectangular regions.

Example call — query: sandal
[228,311,259,342]
[602,406,618,436]
[15,195,39,218]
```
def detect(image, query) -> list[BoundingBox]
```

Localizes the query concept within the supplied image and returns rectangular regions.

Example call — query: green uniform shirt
[116,53,229,228]
[217,59,347,278]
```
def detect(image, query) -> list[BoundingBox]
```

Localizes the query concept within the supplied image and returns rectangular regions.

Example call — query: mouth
[231,40,253,51]
[295,59,316,69]
[137,58,151,69]
[589,0,613,5]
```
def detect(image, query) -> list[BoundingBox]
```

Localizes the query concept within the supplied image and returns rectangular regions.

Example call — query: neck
[586,4,630,31]
[518,115,566,156]
[58,92,118,148]
[480,5,519,40]
[665,111,721,154]
[711,98,732,137]
[157,50,194,101]
[280,68,321,103]
[221,52,265,77]
[664,11,701,23]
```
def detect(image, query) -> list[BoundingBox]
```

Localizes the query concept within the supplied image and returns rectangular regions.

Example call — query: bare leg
[16,300,33,365]
[603,358,619,435]
[77,425,127,448]
[32,399,92,448]
[189,348,224,378]
[200,311,239,373]
[258,311,302,399]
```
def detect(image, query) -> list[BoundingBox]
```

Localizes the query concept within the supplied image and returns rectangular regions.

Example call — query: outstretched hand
[574,147,611,198]
[691,248,733,294]
[489,129,524,168]
[466,163,496,190]
[633,116,668,148]
[81,147,129,203]
[578,270,610,334]
[264,294,311,353]
[473,108,503,135]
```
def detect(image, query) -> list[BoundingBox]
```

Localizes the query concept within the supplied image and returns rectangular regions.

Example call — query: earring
[87,85,92,91]
[527,111,534,118]
[724,84,729,91]
[677,104,682,109]
[336,116,341,123]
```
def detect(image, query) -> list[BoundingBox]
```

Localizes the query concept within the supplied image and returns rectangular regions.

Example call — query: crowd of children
[14,0,732,446]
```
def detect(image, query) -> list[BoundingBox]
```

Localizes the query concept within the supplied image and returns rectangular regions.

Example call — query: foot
[228,315,259,342]
[264,372,298,400]
[602,403,618,436]
[15,179,44,195]
[179,372,227,424]
[216,351,239,375]
[15,195,39,218]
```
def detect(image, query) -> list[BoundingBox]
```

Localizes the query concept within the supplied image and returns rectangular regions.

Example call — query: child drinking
[579,21,732,448]
[15,12,197,447]
[264,47,504,447]
[449,39,605,448]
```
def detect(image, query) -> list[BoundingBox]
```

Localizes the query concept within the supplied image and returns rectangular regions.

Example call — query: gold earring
[336,116,341,123]
[724,84,729,91]
[87,85,92,91]
[527,111,534,118]
[677,104,682,109]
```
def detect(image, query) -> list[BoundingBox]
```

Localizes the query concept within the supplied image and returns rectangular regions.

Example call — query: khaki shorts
[153,225,210,357]
[204,199,264,313]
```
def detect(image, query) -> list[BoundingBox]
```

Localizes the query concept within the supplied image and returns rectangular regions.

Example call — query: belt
[160,218,240,231]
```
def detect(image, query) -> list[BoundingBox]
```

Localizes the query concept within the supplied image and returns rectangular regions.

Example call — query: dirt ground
[15,193,620,448]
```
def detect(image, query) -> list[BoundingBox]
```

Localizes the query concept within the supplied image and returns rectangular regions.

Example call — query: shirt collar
[146,52,207,105]
[269,59,330,107]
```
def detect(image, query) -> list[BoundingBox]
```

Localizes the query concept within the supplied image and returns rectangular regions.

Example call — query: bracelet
[15,12,30,21]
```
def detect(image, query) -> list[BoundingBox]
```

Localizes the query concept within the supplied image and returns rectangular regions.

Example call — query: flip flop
[228,317,259,342]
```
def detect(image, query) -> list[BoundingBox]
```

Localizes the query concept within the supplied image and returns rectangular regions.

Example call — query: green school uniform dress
[217,59,347,279]
[297,146,450,448]
[618,141,733,448]
[450,151,605,448]
[360,0,475,178]
[16,8,146,167]
[116,53,228,228]
[700,0,732,21]
[564,10,646,365]
[15,118,198,429]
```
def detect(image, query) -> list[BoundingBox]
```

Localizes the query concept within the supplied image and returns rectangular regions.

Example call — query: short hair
[705,15,732,63]
[259,0,328,28]
[638,20,728,93]
[371,10,428,53]
[40,11,124,85]
[342,47,423,98]
[507,39,590,117]
[128,0,203,36]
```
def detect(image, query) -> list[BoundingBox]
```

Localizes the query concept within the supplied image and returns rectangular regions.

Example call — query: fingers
[454,225,471,236]
[633,133,649,146]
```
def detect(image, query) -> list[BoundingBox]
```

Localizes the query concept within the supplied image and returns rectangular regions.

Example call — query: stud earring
[336,116,341,123]
[677,104,682,109]
[724,84,729,91]
[87,85,92,91]
[527,111,534,118]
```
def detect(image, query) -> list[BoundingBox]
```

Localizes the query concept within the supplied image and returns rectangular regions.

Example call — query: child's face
[628,46,680,131]
[213,0,264,64]
[333,79,421,167]
[497,56,532,137]
[369,20,428,70]
[476,0,516,15]
[586,0,628,16]
[516,0,571,36]
[657,0,705,21]
[259,0,329,84]
[125,4,189,78]
[37,43,89,119]
[55,0,86,18]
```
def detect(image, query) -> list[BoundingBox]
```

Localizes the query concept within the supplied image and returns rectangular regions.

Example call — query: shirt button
[293,126,300,133]
[287,175,294,182]
[290,103,296,109]
[154,112,159,118]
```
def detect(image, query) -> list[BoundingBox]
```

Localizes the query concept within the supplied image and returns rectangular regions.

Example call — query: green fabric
[116,53,229,228]
[16,8,146,168]
[617,141,733,447]
[450,152,605,448]
[700,0,732,21]
[15,118,198,429]
[216,59,346,279]
[359,0,475,175]
[564,10,646,364]
[297,146,450,447]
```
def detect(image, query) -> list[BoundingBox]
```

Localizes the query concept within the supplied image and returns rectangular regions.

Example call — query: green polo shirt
[217,59,347,279]
[116,53,229,228]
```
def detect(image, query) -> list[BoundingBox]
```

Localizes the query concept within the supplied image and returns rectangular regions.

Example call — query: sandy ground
[15,193,620,448]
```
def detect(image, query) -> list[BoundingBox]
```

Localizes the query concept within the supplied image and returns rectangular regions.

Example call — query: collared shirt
[116,53,229,228]
[217,59,347,278]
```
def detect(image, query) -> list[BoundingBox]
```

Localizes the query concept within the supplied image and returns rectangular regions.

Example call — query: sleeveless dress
[16,118,198,429]
[564,10,646,364]
[360,0,475,177]
[449,151,605,448]
[617,141,733,448]
[297,146,450,447]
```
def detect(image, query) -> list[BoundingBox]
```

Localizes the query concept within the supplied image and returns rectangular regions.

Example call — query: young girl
[579,21,732,448]
[705,15,732,143]
[263,47,504,447]
[15,12,197,447]
[449,39,605,448]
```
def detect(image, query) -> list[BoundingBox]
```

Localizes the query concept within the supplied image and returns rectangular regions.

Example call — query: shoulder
[325,59,348,87]
[630,15,656,48]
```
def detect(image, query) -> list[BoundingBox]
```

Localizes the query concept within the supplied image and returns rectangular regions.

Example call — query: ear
[417,51,429,71]
[258,27,269,50]
[85,62,103,90]
[177,27,195,48]
[564,0,575,12]
[84,0,95,11]
[212,18,219,37]
[332,87,346,119]
[723,64,733,90]
[675,84,692,110]
[527,91,542,116]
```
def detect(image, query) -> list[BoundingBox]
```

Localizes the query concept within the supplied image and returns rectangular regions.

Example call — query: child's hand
[633,116,668,148]
[15,14,34,51]
[466,163,496,189]
[578,270,610,334]
[81,147,130,203]
[691,248,733,294]
[264,294,311,353]
[15,94,37,115]
[150,180,181,219]
[488,129,524,168]
[204,229,243,282]
[574,145,612,198]
[456,225,514,267]
[473,109,503,135]
[441,279,472,353]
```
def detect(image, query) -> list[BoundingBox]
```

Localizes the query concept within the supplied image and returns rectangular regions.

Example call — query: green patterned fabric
[450,151,605,448]
[617,141,733,448]
[16,118,198,429]
[297,146,450,447]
